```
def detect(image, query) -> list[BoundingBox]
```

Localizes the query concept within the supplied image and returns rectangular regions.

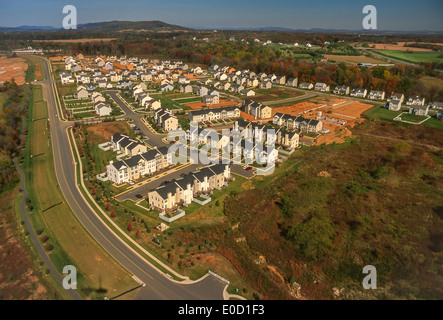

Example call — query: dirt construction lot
[272,97,374,144]
[0,56,28,85]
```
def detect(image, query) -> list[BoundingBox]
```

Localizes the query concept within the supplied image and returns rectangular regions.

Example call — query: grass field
[377,50,443,63]
[363,105,443,129]
[324,54,387,64]
[419,76,443,90]
[22,85,138,299]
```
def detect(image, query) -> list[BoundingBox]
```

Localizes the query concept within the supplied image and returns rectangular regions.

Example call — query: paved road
[33,56,227,300]
[104,90,169,148]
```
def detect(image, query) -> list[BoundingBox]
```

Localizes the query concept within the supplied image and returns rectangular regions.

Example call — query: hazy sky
[0,0,442,31]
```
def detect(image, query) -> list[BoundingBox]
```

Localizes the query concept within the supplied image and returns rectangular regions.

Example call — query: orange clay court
[0,56,28,85]
[186,99,239,110]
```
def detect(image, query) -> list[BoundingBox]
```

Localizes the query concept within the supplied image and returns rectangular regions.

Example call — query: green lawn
[363,106,443,129]
[377,50,443,63]
[362,105,402,122]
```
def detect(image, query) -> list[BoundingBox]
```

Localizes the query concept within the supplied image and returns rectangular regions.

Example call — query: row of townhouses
[188,106,241,122]
[273,113,323,133]
[106,146,171,185]
[148,164,231,211]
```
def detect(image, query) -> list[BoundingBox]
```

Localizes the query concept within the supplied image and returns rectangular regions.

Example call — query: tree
[105,202,110,211]
[127,222,134,231]
[111,209,116,218]
[136,229,141,238]
[287,214,334,261]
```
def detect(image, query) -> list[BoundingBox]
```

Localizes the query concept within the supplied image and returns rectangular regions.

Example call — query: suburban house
[111,133,148,156]
[153,109,179,131]
[368,90,385,100]
[386,93,405,111]
[202,94,220,105]
[333,85,350,95]
[406,96,426,106]
[94,102,112,117]
[240,89,256,96]
[299,83,313,90]
[160,83,174,92]
[76,86,89,99]
[408,105,430,116]
[60,71,75,84]
[242,99,272,119]
[315,82,330,92]
[196,86,209,97]
[259,81,272,89]
[350,88,367,98]
[180,84,193,93]
[286,78,298,87]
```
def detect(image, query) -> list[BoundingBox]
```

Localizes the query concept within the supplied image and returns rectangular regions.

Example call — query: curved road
[33,56,227,300]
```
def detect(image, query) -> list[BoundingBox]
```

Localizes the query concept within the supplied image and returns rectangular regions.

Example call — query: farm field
[377,50,443,63]
[324,54,387,64]
[419,76,443,90]
[369,42,437,51]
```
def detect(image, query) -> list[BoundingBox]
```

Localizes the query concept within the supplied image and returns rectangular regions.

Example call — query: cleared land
[0,56,28,85]
[272,97,374,144]
[186,99,239,110]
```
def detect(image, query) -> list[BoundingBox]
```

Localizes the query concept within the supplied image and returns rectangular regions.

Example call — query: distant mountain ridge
[0,20,190,32]
[1,21,442,34]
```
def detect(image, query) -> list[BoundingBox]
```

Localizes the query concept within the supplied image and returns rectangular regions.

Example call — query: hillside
[170,120,443,300]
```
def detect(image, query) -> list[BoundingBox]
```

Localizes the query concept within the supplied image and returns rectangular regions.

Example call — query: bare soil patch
[0,56,28,85]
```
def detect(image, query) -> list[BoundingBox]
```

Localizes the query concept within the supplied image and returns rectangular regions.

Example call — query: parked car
[135,194,143,199]
[246,167,252,171]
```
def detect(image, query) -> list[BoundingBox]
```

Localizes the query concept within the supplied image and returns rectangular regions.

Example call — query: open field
[253,87,302,102]
[419,76,443,90]
[377,50,443,63]
[324,54,387,64]
[34,38,117,43]
[23,85,138,299]
[369,42,436,51]
[363,105,443,129]
[85,121,135,144]
[0,56,28,85]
